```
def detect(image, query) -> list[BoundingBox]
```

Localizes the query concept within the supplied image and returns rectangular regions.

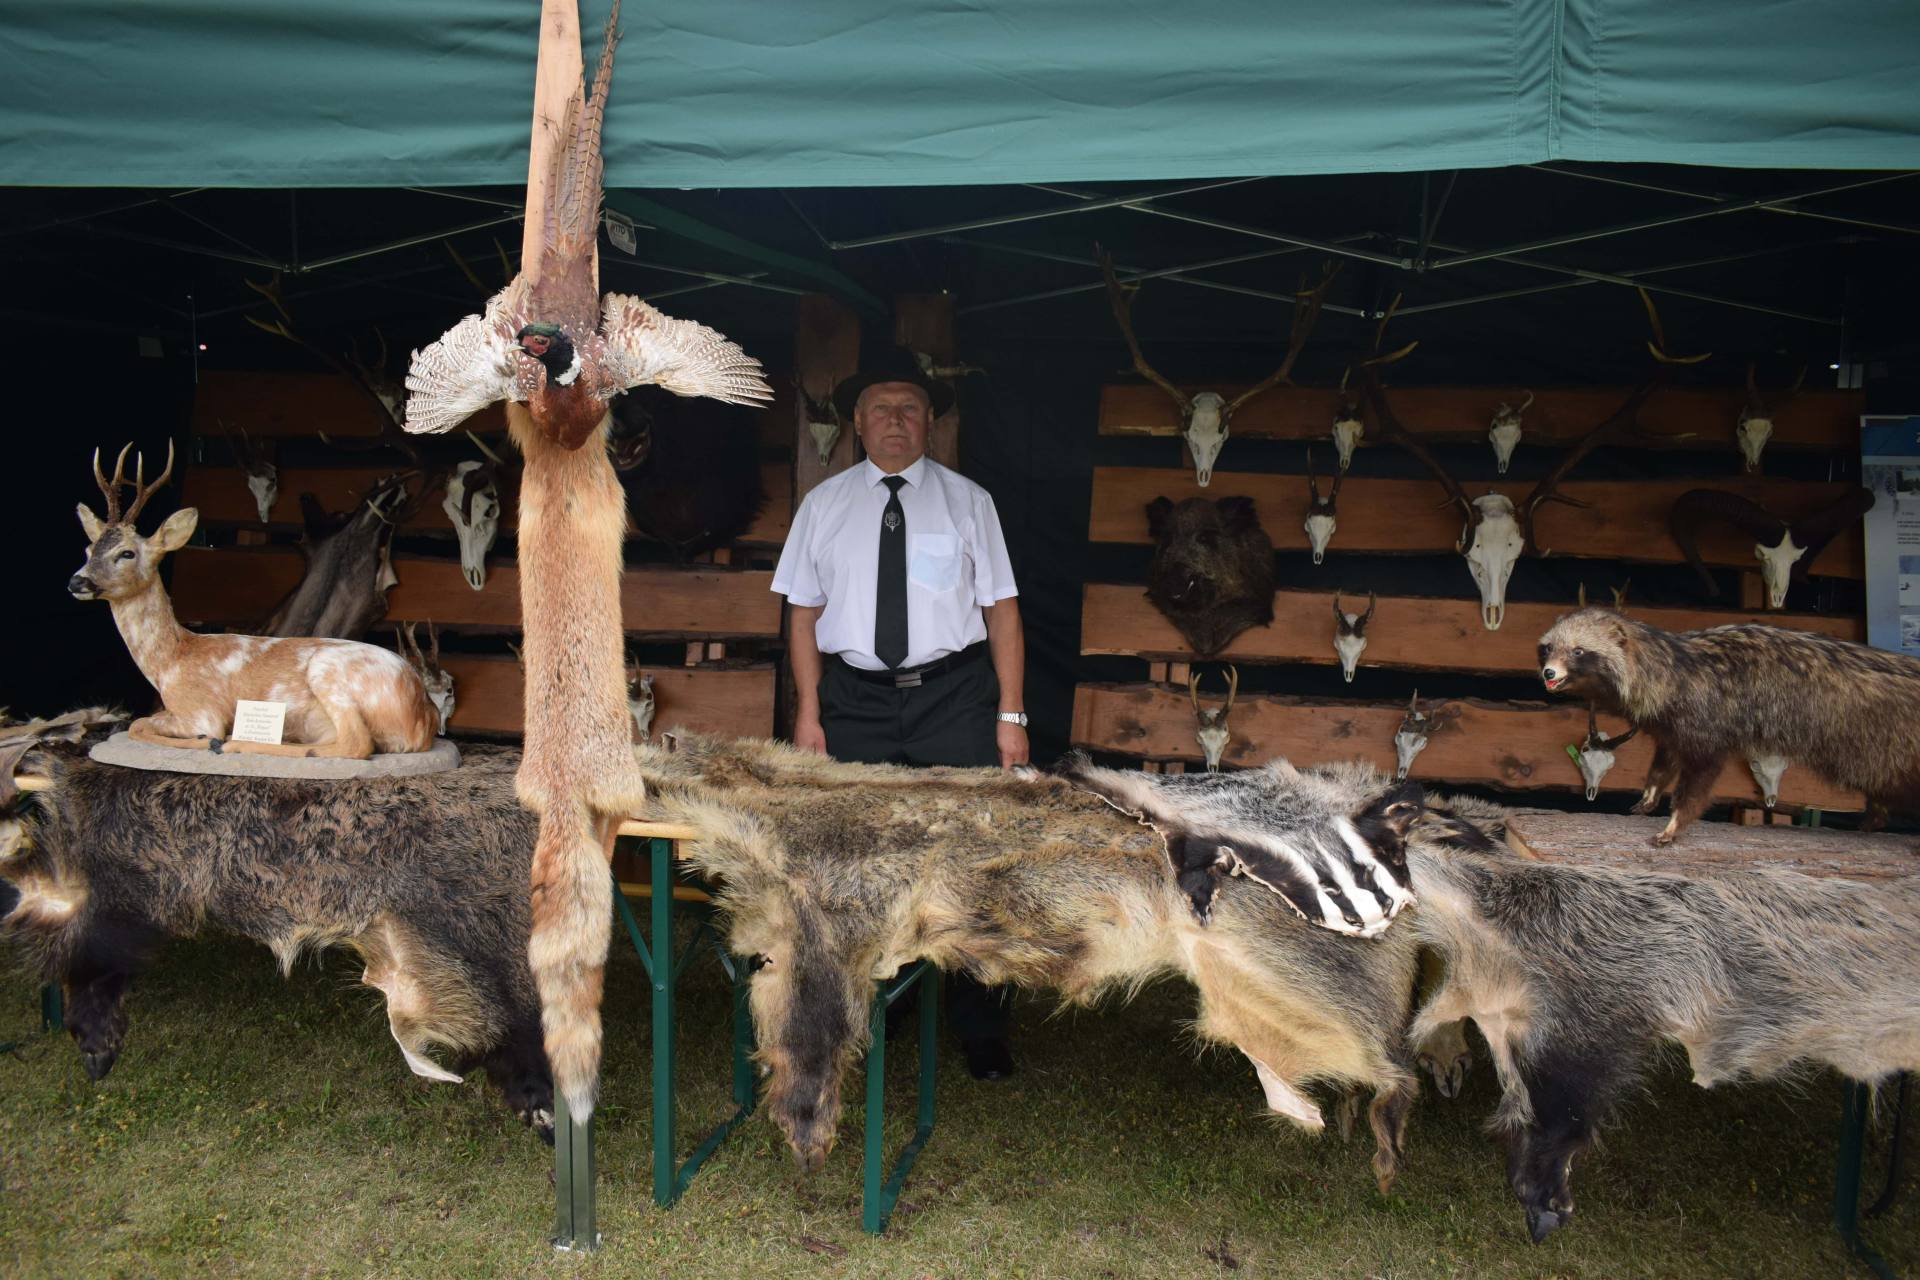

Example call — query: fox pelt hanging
[401,0,772,1120]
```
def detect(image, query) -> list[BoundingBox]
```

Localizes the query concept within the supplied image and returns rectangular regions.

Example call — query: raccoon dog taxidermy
[1537,606,1920,844]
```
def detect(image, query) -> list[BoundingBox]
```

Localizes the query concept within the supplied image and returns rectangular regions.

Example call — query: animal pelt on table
[0,732,554,1141]
[635,734,1433,1192]
[646,735,1920,1245]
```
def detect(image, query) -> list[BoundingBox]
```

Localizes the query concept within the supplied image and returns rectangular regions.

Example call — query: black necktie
[875,475,908,669]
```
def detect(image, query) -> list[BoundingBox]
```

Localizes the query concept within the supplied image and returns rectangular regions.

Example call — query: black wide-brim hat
[831,345,956,421]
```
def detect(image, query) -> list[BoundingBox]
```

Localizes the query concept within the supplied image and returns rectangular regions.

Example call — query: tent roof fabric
[4,1,1917,190]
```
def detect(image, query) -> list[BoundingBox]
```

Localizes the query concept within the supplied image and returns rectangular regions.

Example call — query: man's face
[854,382,932,470]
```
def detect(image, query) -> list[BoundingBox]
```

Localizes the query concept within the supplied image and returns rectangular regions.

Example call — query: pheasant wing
[599,293,773,407]
[404,290,531,434]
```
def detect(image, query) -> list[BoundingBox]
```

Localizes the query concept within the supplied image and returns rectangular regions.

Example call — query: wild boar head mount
[1145,495,1275,658]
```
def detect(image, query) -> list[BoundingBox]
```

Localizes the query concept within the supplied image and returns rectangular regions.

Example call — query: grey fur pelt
[1538,606,1920,843]
[1,736,554,1139]
[636,735,1430,1190]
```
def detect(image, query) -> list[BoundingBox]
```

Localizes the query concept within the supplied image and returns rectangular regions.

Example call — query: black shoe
[962,1037,1015,1081]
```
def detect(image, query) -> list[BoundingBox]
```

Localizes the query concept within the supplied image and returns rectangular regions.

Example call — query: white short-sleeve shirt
[772,456,1018,671]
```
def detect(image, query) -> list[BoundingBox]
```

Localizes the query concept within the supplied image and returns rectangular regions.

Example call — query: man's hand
[795,711,828,755]
[997,720,1029,769]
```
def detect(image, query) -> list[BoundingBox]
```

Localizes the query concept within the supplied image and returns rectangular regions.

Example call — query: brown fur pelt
[1537,606,1920,843]
[637,735,1428,1190]
[1,735,554,1139]
[509,402,649,1124]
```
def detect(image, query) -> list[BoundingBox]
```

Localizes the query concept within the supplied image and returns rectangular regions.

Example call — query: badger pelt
[1057,752,1421,935]
[1537,606,1920,844]
[0,737,554,1140]
[635,734,1430,1192]
[1407,841,1920,1243]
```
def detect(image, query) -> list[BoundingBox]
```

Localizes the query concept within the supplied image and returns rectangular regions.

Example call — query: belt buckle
[893,668,923,689]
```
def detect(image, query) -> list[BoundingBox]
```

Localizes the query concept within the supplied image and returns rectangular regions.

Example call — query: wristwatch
[996,712,1029,728]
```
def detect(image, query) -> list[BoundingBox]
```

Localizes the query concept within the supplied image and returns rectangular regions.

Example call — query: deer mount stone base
[90,733,461,780]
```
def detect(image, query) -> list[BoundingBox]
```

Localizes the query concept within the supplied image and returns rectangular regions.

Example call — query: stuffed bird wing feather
[600,293,773,406]
[404,297,530,435]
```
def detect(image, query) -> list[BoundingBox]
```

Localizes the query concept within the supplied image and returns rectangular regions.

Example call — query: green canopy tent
[4,0,1917,190]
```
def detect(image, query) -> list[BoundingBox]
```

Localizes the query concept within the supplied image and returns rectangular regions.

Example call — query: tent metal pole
[1122,203,1411,269]
[0,189,210,240]
[952,236,1376,316]
[1392,239,1849,319]
[295,212,523,272]
[1530,164,1920,237]
[1410,235,1841,324]
[824,177,1261,250]
[1426,173,1916,270]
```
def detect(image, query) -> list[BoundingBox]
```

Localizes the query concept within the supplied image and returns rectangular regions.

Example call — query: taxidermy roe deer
[70,443,438,759]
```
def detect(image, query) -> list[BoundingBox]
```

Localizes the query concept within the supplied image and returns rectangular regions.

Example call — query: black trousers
[819,647,1012,1041]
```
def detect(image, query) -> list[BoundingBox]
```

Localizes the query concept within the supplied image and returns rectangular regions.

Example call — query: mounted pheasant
[401,0,771,1123]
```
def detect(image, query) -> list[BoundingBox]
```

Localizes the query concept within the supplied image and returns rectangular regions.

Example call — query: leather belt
[834,642,988,689]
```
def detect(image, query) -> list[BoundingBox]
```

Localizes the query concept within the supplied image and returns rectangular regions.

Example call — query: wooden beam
[523,0,585,286]
[170,548,782,638]
[190,372,508,440]
[794,293,863,503]
[180,463,792,545]
[438,654,774,739]
[1080,585,1865,670]
[1089,468,1866,576]
[1099,383,1865,451]
[895,293,959,469]
[1069,683,1862,811]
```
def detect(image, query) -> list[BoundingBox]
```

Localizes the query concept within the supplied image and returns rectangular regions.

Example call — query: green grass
[2,932,1913,1278]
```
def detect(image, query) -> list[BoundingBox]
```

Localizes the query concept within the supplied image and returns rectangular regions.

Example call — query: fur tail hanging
[527,803,616,1121]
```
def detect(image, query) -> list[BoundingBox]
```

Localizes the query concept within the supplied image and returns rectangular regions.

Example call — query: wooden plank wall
[170,369,787,742]
[1070,684,1861,810]
[1076,379,1871,812]
[1098,383,1863,449]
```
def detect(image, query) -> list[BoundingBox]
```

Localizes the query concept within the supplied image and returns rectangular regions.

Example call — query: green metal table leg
[40,983,61,1032]
[551,1091,599,1251]
[651,836,678,1209]
[1834,1080,1897,1280]
[606,838,760,1220]
[862,961,940,1234]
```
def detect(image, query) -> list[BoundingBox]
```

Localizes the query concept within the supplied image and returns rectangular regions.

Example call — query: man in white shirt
[772,346,1027,1078]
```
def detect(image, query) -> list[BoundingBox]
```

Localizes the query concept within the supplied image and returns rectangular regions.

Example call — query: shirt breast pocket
[909,532,963,593]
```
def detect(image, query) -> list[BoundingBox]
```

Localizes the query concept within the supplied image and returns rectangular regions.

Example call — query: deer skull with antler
[1331,589,1375,683]
[1669,486,1875,609]
[1488,391,1532,475]
[1737,362,1806,473]
[442,432,508,591]
[1393,691,1437,781]
[1355,290,1697,631]
[1303,447,1341,564]
[1566,706,1637,801]
[397,621,455,733]
[1331,376,1364,472]
[1188,665,1238,771]
[1099,246,1338,488]
[797,380,843,467]
[218,421,277,523]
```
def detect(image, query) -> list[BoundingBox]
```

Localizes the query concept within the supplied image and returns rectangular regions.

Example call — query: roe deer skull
[1566,706,1637,801]
[1331,589,1375,683]
[1488,391,1532,475]
[1748,753,1790,809]
[1188,665,1237,771]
